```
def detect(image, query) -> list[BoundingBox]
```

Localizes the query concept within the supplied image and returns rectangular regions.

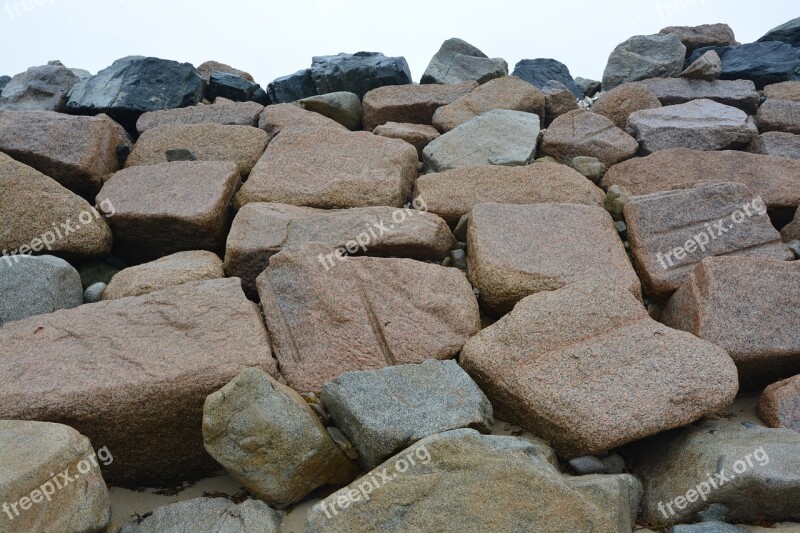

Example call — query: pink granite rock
[362,82,477,131]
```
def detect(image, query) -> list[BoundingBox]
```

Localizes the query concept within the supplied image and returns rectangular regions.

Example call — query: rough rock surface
[602,34,687,90]
[258,102,347,140]
[321,360,494,469]
[197,60,255,81]
[539,109,639,167]
[421,38,508,85]
[756,98,800,135]
[206,72,265,103]
[685,42,800,89]
[467,203,641,315]
[236,128,418,209]
[0,278,277,485]
[781,209,800,242]
[0,255,83,326]
[413,162,605,224]
[103,250,225,300]
[265,68,317,104]
[758,16,800,47]
[511,58,584,98]
[0,61,80,112]
[136,101,264,134]
[308,52,413,99]
[203,368,358,507]
[225,203,454,296]
[541,80,579,126]
[460,281,738,457]
[635,78,760,114]
[591,83,662,129]
[660,24,737,55]
[0,421,111,533]
[297,91,362,130]
[764,80,800,101]
[361,81,476,131]
[680,50,722,80]
[372,122,439,156]
[256,244,480,393]
[306,429,642,532]
[120,498,280,533]
[758,374,800,431]
[748,131,800,159]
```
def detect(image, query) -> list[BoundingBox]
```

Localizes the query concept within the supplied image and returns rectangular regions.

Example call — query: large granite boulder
[748,131,800,159]
[258,103,347,140]
[297,91,362,130]
[136,101,264,134]
[0,255,83,326]
[361,81,476,131]
[539,109,638,167]
[309,52,412,99]
[602,34,686,90]
[756,98,800,135]
[758,374,800,431]
[0,61,81,111]
[685,41,800,89]
[591,83,662,130]
[634,78,760,114]
[421,38,508,85]
[120,498,280,533]
[373,122,440,156]
[764,80,800,101]
[512,58,583,97]
[541,80,580,126]
[757,16,800,47]
[659,24,737,55]
[680,50,722,80]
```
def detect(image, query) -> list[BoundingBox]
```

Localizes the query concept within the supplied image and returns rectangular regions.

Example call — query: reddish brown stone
[539,109,638,167]
[373,122,439,157]
[196,60,254,82]
[748,132,800,160]
[659,23,736,54]
[361,82,477,131]
[258,103,347,141]
[756,99,800,135]
[758,374,800,431]
[764,81,800,102]
[782,209,800,242]
[136,101,264,134]
[591,83,662,129]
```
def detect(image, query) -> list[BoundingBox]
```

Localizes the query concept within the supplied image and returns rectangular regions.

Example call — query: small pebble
[83,282,107,303]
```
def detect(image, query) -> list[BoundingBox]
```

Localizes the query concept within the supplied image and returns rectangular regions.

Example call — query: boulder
[0,255,83,326]
[685,42,800,89]
[372,122,439,156]
[361,82,476,131]
[235,128,417,209]
[748,131,800,159]
[321,360,493,469]
[225,203,454,297]
[602,34,686,90]
[624,182,791,300]
[764,80,800,101]
[266,68,316,104]
[256,244,480,393]
[120,498,280,533]
[136,100,264,134]
[0,153,113,258]
[590,83,661,130]
[661,257,800,380]
[0,110,131,196]
[96,161,241,262]
[0,75,10,94]
[0,421,110,533]
[206,72,264,103]
[125,123,267,177]
[541,80,579,126]
[83,282,106,303]
[420,38,508,85]
[0,277,277,485]
[466,203,641,315]
[203,368,358,507]
[781,209,800,242]
[659,24,737,55]
[757,16,800,47]
[103,250,224,300]
[680,50,722,80]
[758,374,800,431]
[539,109,638,167]
[0,61,80,112]
[305,429,641,532]
[627,99,758,153]
[196,60,255,82]
[431,76,545,132]
[258,102,347,140]
[413,162,605,224]
[461,281,737,457]
[634,78,760,114]
[66,56,204,132]
[297,91,362,130]
[600,148,800,210]
[307,52,412,99]
[423,109,540,171]
[575,77,602,97]
[571,156,606,183]
[511,58,584,98]
[626,417,800,526]
[756,98,800,134]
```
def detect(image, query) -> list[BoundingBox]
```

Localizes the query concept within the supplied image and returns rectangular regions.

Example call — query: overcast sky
[1,0,797,87]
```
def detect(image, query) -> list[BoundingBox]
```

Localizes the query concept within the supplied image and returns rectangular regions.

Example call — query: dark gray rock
[83,282,106,303]
[78,260,120,289]
[66,56,204,132]
[758,16,800,47]
[421,38,508,85]
[298,91,362,130]
[602,34,687,90]
[568,455,605,474]
[310,52,412,99]
[266,68,316,104]
[321,360,494,470]
[635,78,760,115]
[0,255,83,326]
[0,61,80,111]
[542,80,579,126]
[696,503,730,523]
[575,77,601,97]
[0,75,10,95]
[120,497,281,533]
[686,41,800,89]
[207,72,262,102]
[512,58,584,98]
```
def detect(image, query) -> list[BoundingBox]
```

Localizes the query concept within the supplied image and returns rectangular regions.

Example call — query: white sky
[0,0,797,86]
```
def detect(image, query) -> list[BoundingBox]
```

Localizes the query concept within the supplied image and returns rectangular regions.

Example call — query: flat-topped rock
[361,82,477,131]
[308,52,412,99]
[0,277,277,485]
[764,80,800,101]
[120,498,280,533]
[413,162,605,224]
[256,244,480,393]
[602,33,686,90]
[236,128,417,209]
[257,103,347,140]
[685,41,800,89]
[125,123,267,177]
[540,109,638,168]
[197,60,254,81]
[225,203,453,297]
[591,83,662,130]
[748,131,800,159]
[659,24,737,55]
[421,38,508,85]
[461,281,738,457]
[97,161,240,262]
[758,374,800,431]
[600,148,800,210]
[372,122,439,156]
[0,110,130,196]
[624,182,791,300]
[511,58,584,98]
[756,98,800,135]
[136,101,264,134]
[634,78,760,114]
[467,202,641,315]
[662,257,800,381]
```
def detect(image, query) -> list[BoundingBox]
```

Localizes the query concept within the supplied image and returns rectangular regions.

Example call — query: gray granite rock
[83,282,106,303]
[0,255,83,326]
[298,91,362,130]
[421,38,508,85]
[0,61,81,112]
[120,497,281,533]
[575,77,602,97]
[635,78,760,114]
[748,131,800,159]
[602,34,687,90]
[680,50,722,81]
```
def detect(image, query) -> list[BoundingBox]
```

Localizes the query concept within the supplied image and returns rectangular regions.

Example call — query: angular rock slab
[135,101,264,134]
[256,244,480,393]
[764,80,800,101]
[309,52,412,100]
[660,23,737,55]
[591,83,662,130]
[662,257,800,381]
[321,360,494,470]
[539,109,638,167]
[626,418,800,526]
[0,421,110,533]
[758,374,800,431]
[602,33,686,90]
[686,41,800,90]
[413,162,605,224]
[541,80,580,126]
[197,60,255,82]
[422,109,540,171]
[748,131,800,159]
[97,161,240,262]
[467,203,641,315]
[306,429,642,533]
[758,16,800,47]
[634,78,760,114]
[225,203,454,297]
[781,209,800,242]
[125,123,267,177]
[680,50,722,81]
[460,281,738,457]
[258,103,347,140]
[372,122,439,156]
[600,148,800,210]
[235,128,418,209]
[756,98,800,135]
[0,278,277,485]
[203,368,358,507]
[0,153,112,258]
[628,99,757,153]
[421,38,508,85]
[297,91,362,130]
[0,61,80,112]
[0,110,130,196]
[120,498,280,533]
[511,58,584,98]
[624,182,791,300]
[266,68,317,104]
[361,81,477,131]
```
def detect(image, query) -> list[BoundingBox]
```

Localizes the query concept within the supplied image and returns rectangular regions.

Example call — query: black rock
[266,69,316,104]
[250,86,269,106]
[512,58,584,98]
[309,52,412,99]
[165,149,197,162]
[758,16,800,47]
[686,41,800,89]
[66,56,204,133]
[207,72,261,102]
[0,76,10,97]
